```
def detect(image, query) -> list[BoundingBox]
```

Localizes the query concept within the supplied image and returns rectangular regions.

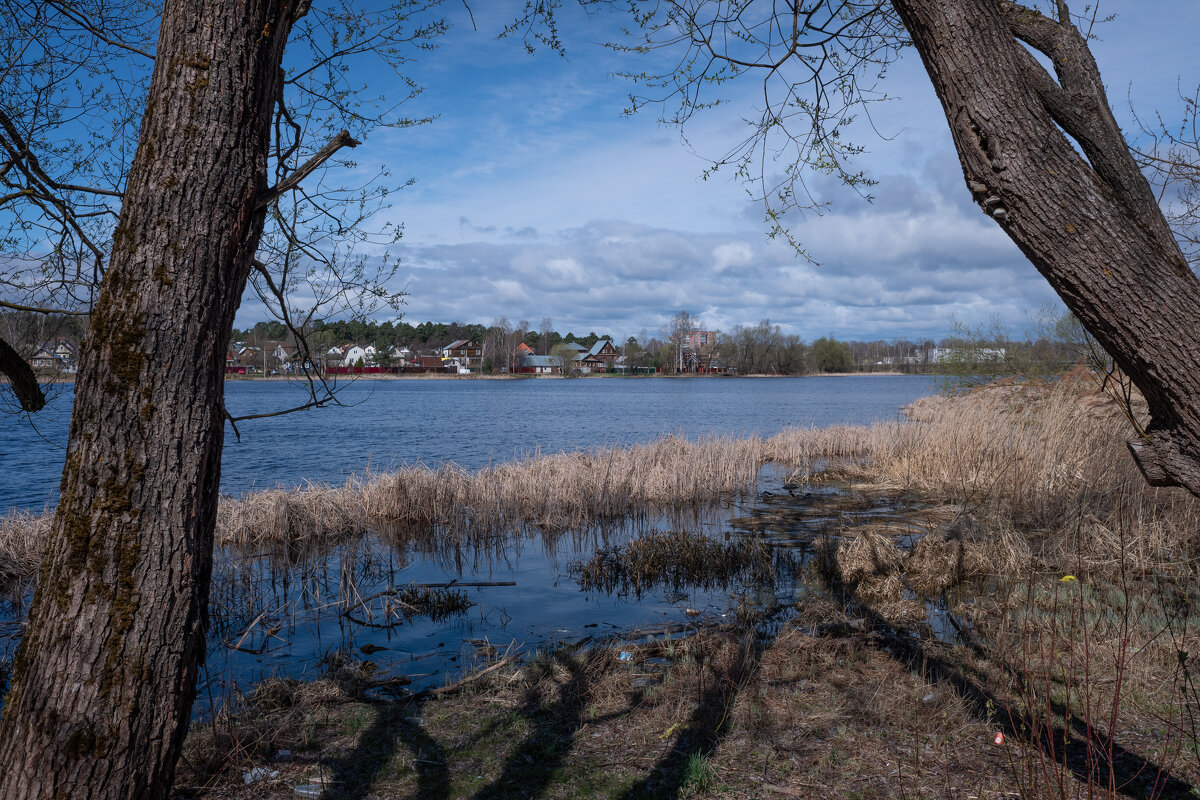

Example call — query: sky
[239,1,1200,343]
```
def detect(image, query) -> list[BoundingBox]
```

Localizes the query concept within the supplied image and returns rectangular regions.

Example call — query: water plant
[569,529,781,599]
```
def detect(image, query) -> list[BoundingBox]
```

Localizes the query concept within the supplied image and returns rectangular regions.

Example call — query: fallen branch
[406,646,522,701]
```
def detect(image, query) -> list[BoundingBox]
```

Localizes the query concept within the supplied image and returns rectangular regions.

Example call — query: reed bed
[767,378,1200,577]
[3,375,1199,584]
[218,433,767,554]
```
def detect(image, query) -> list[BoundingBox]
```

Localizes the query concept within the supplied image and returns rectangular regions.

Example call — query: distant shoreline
[7,370,924,387]
[214,370,920,381]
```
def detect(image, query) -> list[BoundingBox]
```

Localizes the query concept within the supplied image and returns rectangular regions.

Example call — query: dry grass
[768,375,1200,579]
[219,434,767,554]
[173,624,1021,800]
[0,510,50,585]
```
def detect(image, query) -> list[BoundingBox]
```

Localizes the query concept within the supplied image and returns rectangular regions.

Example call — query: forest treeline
[1,308,1092,378]
[225,312,1092,377]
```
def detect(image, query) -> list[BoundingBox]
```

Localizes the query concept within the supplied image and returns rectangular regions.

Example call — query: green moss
[89,283,148,385]
[64,720,111,759]
[59,452,94,577]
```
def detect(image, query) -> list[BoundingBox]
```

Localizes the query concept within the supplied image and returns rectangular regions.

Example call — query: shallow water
[0,465,968,717]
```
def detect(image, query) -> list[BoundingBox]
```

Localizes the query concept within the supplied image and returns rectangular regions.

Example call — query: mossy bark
[0,1,301,796]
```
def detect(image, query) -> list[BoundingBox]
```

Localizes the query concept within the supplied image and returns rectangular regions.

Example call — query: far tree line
[215,310,1094,378]
[5,307,1096,380]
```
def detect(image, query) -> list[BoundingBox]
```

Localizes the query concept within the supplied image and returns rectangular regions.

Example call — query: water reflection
[1,464,974,720]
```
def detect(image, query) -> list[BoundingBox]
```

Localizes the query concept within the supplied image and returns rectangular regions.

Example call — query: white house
[341,344,368,366]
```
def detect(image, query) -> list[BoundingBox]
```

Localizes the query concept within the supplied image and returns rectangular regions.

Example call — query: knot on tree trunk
[1127,422,1200,496]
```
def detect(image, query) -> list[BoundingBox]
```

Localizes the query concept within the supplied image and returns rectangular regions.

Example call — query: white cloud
[712,242,753,274]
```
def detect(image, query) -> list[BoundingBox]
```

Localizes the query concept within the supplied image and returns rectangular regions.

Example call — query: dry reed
[769,377,1200,577]
[217,434,767,556]
[3,374,1199,585]
[0,510,49,585]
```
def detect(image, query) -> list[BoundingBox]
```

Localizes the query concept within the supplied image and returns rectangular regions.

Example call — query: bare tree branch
[0,300,89,315]
[0,333,45,411]
[258,129,361,209]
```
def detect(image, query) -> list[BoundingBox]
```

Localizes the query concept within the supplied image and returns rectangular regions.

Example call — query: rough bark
[890,0,1200,493]
[0,0,301,796]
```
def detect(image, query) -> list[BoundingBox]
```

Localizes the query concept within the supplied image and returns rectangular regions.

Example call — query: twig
[407,649,521,701]
[0,300,89,315]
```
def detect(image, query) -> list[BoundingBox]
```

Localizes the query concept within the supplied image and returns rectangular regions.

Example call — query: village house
[26,339,79,373]
[440,339,483,371]
[28,349,63,371]
[575,351,606,373]
[251,340,300,372]
[678,330,719,372]
[225,346,261,374]
[341,344,369,367]
[416,355,448,371]
[561,338,619,373]
[584,339,620,369]
[515,354,563,375]
[51,340,76,367]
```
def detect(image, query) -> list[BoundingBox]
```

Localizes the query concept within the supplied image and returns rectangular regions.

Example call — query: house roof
[444,339,478,351]
[521,355,563,368]
[586,339,615,357]
[563,342,587,352]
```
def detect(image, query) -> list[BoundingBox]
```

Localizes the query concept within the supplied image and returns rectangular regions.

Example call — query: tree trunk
[890,0,1200,493]
[0,1,300,796]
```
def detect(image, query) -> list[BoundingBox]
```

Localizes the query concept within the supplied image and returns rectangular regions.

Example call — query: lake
[1,375,940,707]
[1,375,935,513]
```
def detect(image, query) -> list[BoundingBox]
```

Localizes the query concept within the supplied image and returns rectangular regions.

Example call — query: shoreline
[4,370,930,386]
[220,369,923,381]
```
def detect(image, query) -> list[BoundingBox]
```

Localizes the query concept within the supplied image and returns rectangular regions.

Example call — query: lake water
[1,375,940,708]
[1,375,935,513]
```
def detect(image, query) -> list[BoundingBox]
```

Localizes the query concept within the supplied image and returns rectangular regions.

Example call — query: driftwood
[405,644,522,702]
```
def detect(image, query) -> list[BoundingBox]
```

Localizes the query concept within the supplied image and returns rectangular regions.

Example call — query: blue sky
[243,1,1200,343]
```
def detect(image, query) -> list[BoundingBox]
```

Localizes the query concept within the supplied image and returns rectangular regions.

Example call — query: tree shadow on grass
[325,696,449,800]
[855,608,1198,800]
[470,648,602,800]
[617,626,776,800]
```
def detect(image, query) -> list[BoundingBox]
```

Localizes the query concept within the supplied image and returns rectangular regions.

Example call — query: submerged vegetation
[569,529,781,599]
